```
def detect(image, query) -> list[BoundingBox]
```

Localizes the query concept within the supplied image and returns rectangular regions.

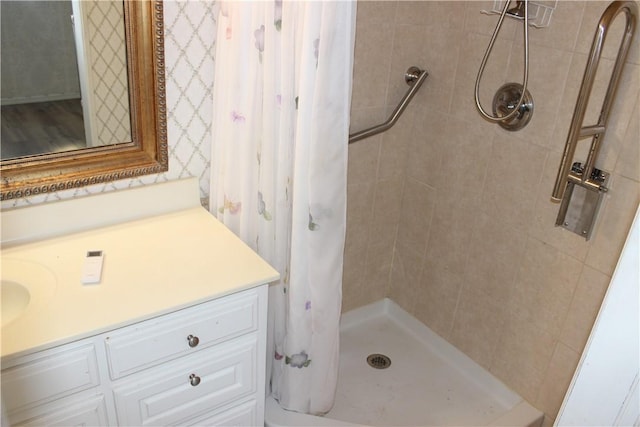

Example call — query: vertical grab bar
[551,0,637,203]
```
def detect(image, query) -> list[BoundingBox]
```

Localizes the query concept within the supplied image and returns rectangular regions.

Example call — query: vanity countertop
[1,206,279,359]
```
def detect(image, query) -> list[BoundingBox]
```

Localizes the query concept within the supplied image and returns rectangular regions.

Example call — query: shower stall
[269,0,639,425]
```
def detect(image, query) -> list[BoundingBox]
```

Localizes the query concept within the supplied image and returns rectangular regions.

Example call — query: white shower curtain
[209,0,356,415]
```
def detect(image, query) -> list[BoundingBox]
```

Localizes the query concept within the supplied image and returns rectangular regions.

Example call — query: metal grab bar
[551,0,637,202]
[349,67,428,144]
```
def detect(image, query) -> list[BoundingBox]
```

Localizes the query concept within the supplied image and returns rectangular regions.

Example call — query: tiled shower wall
[345,0,639,422]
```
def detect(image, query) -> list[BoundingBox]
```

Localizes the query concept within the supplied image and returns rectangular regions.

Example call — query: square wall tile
[352,19,395,110]
[535,342,581,419]
[430,118,494,210]
[354,0,397,26]
[396,177,436,257]
[414,254,465,340]
[405,107,448,187]
[480,132,548,231]
[511,237,582,338]
[559,265,611,352]
[361,241,395,305]
[449,283,507,370]
[387,242,426,314]
[463,212,527,304]
[377,107,417,181]
[614,97,640,182]
[368,176,405,247]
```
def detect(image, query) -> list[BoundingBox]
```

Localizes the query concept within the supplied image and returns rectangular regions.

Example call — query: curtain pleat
[209,0,356,415]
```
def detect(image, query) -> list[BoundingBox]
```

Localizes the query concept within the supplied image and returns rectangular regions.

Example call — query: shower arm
[349,67,428,144]
[474,0,530,123]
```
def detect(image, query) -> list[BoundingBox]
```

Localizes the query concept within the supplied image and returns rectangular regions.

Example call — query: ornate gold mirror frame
[0,1,167,200]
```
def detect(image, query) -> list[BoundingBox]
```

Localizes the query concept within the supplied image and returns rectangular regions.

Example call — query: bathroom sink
[0,259,57,327]
[1,280,31,327]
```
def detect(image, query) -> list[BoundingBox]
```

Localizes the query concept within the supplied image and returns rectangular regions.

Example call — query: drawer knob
[187,334,200,348]
[189,373,201,386]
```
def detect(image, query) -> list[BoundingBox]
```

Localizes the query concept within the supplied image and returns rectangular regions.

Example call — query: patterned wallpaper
[2,1,217,209]
[85,0,131,146]
[163,0,216,203]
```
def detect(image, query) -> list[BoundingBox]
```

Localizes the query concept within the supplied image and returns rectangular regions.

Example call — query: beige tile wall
[345,0,640,422]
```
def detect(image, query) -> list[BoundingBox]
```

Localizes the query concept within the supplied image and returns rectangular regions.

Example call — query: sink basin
[1,258,57,327]
[1,280,31,326]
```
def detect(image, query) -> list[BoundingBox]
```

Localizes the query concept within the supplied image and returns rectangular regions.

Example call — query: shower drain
[366,353,391,369]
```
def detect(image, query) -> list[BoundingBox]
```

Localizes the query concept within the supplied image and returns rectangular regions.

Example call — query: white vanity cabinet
[1,180,279,426]
[2,285,269,426]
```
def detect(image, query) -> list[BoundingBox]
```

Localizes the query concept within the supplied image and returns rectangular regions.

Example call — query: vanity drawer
[105,288,259,379]
[183,399,258,426]
[112,334,257,426]
[1,343,100,413]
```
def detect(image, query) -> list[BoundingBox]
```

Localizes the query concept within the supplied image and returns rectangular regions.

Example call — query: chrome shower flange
[404,66,423,85]
[492,83,534,131]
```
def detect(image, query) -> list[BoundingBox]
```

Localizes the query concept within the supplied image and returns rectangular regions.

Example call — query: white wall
[555,205,640,426]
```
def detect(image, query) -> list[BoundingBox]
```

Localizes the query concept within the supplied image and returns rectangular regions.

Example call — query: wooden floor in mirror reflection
[1,99,86,160]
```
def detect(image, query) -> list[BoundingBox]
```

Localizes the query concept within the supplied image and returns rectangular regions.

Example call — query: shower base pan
[265,298,544,427]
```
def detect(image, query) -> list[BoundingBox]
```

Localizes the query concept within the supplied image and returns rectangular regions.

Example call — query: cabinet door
[8,394,109,427]
[1,343,100,414]
[113,335,257,426]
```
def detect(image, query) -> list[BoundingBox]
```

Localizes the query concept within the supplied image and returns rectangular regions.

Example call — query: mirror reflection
[0,0,131,161]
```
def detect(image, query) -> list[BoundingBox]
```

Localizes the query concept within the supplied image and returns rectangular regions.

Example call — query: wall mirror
[0,0,167,200]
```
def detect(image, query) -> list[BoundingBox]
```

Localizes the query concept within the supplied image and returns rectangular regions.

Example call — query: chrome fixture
[187,334,200,348]
[492,83,534,131]
[475,0,533,131]
[189,373,201,386]
[507,0,527,18]
[551,1,637,240]
[349,66,428,144]
[481,0,557,28]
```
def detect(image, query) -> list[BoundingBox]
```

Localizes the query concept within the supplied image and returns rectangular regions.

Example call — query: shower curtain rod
[348,66,428,144]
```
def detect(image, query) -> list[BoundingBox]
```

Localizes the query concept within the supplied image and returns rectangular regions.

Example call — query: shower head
[507,0,527,18]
